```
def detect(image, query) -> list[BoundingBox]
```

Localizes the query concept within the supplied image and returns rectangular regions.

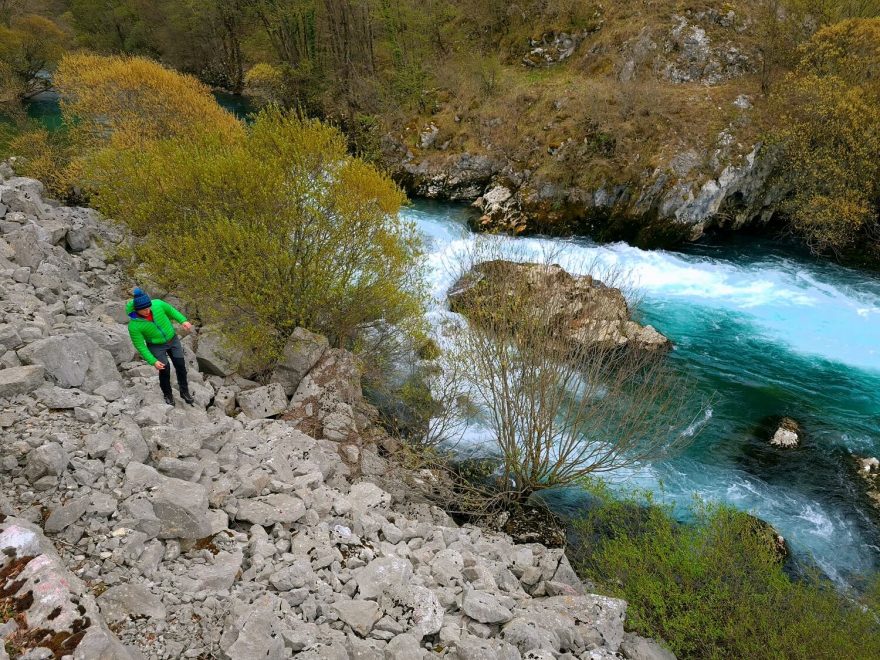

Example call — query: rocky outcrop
[0,517,134,658]
[854,456,880,513]
[449,260,671,352]
[0,168,673,658]
[522,30,594,67]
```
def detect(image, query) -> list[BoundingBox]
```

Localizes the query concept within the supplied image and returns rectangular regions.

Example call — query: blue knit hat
[132,287,152,310]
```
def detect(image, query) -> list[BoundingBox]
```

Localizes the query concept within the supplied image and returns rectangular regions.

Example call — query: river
[16,93,880,584]
[407,200,880,586]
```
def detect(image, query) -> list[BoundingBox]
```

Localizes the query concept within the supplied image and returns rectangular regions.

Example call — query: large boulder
[196,325,244,376]
[0,365,44,398]
[449,260,671,352]
[124,462,212,539]
[237,383,288,419]
[0,517,134,659]
[270,327,328,396]
[284,349,366,443]
[17,333,120,393]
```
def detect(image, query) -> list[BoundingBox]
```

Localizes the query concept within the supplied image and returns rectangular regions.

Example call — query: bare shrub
[434,238,699,507]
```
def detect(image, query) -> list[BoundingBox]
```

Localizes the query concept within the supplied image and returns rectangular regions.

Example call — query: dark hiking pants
[147,335,190,397]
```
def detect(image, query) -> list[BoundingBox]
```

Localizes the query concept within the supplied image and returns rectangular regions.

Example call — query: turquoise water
[407,200,880,584]
[19,90,256,129]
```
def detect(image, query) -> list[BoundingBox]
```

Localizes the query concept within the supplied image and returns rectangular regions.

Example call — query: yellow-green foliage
[12,53,244,200]
[85,107,423,367]
[773,18,880,255]
[0,14,67,109]
[55,53,244,148]
[574,493,880,659]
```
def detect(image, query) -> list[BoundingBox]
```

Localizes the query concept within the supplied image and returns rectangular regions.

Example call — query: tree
[442,242,694,505]
[82,107,424,366]
[54,52,244,148]
[0,14,67,104]
[773,18,880,256]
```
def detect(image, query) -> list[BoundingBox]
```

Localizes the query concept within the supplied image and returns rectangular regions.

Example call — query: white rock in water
[771,428,799,448]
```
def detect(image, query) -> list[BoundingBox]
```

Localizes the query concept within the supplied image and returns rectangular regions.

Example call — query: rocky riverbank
[0,167,674,658]
[379,7,788,248]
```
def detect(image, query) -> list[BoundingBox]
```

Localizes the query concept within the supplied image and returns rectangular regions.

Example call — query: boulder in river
[853,455,880,512]
[769,417,801,449]
[448,259,671,352]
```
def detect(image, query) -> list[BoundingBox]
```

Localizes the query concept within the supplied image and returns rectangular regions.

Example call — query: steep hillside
[382,1,780,245]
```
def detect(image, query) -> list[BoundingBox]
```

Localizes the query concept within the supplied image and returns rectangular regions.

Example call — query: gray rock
[331,599,381,637]
[385,633,426,660]
[237,383,288,419]
[455,635,521,660]
[98,583,167,623]
[620,633,677,660]
[270,327,328,396]
[34,385,99,410]
[269,559,314,591]
[125,462,211,539]
[18,333,120,393]
[354,556,413,599]
[235,494,306,526]
[0,365,44,397]
[196,326,243,376]
[157,456,203,481]
[44,497,89,533]
[0,324,23,350]
[462,589,513,624]
[180,550,243,592]
[384,584,444,639]
[24,442,68,482]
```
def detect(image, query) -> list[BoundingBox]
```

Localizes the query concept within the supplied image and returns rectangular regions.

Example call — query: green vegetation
[772,18,880,259]
[574,491,880,659]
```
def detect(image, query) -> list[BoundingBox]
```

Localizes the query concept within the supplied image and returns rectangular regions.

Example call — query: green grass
[572,490,880,660]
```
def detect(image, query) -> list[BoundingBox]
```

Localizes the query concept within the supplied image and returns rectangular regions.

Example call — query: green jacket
[126,299,188,364]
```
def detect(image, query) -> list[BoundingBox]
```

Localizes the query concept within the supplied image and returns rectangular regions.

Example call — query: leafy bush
[82,105,423,368]
[574,492,880,659]
[773,18,880,257]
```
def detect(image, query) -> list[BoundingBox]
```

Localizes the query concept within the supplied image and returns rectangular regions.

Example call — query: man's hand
[154,361,166,371]
[182,321,193,332]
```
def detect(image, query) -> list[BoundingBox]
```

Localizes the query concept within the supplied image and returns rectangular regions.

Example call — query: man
[126,287,195,406]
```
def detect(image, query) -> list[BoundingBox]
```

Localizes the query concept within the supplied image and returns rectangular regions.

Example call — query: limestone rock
[620,632,677,660]
[449,260,671,352]
[98,584,167,623]
[271,327,328,396]
[24,442,68,482]
[18,333,120,393]
[0,365,44,398]
[196,326,243,376]
[355,556,414,599]
[462,589,513,624]
[770,417,800,449]
[331,599,381,637]
[238,383,288,419]
[235,494,306,526]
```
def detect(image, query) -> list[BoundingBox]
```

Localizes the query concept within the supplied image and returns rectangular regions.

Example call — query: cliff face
[381,2,787,246]
[0,167,674,659]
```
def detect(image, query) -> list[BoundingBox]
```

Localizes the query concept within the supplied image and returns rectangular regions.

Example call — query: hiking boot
[181,390,194,405]
[163,392,175,406]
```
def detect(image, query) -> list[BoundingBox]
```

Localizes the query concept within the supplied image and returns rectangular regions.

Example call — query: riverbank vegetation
[574,490,880,659]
